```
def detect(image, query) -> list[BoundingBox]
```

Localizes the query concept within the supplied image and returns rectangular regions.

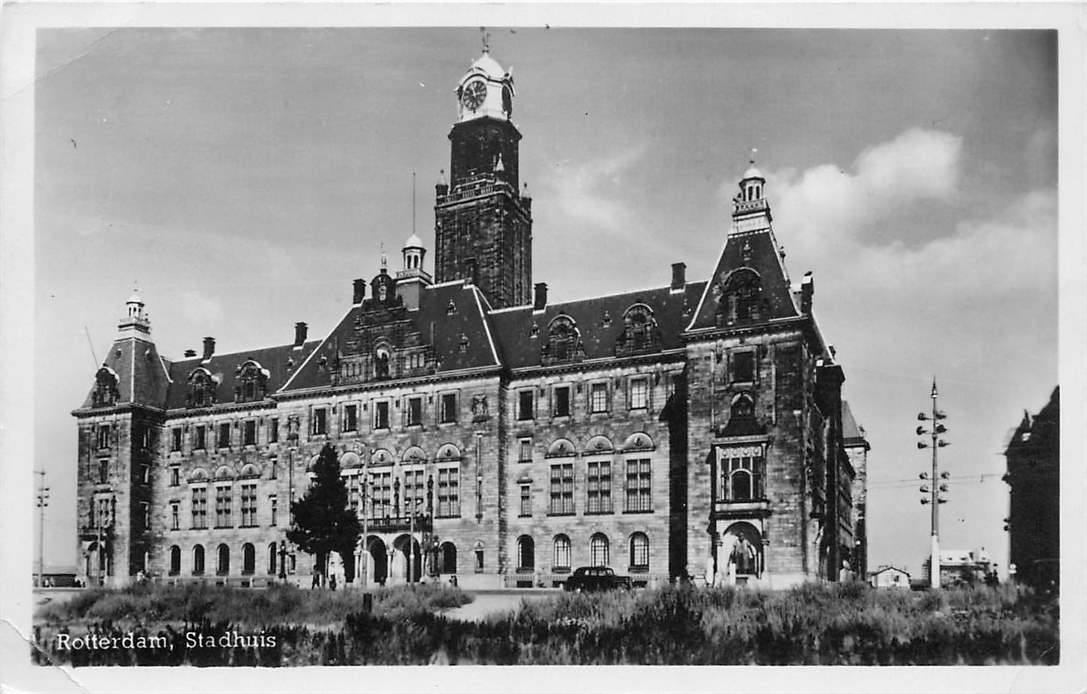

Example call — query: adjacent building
[1004,387,1059,591]
[72,48,867,590]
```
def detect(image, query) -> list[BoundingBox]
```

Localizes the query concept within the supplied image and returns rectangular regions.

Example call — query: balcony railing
[366,514,433,534]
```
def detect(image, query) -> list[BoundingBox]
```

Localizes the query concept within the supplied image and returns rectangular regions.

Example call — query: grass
[33,581,1058,666]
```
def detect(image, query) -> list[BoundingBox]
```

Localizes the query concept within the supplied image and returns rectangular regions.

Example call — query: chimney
[533,282,548,311]
[294,322,308,347]
[202,337,215,361]
[671,262,686,292]
[801,272,814,314]
[184,349,197,358]
[352,278,366,305]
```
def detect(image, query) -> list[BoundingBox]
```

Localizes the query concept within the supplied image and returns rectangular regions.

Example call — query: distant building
[1004,387,1059,591]
[868,565,910,589]
[842,402,870,578]
[70,47,867,591]
[922,548,993,587]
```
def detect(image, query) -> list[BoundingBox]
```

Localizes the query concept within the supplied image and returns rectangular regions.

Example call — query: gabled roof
[78,335,171,410]
[842,400,870,450]
[686,228,799,333]
[280,281,501,393]
[163,340,322,410]
[488,282,706,370]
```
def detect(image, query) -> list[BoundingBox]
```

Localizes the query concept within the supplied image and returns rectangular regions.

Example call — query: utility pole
[35,471,49,587]
[917,379,950,588]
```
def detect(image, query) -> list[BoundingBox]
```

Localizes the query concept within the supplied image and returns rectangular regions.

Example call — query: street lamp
[916,378,950,588]
[408,498,424,584]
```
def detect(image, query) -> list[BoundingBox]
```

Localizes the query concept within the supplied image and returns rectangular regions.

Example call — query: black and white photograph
[0,3,1084,692]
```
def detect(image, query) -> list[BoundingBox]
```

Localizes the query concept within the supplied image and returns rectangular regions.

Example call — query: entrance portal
[367,537,389,585]
[392,535,422,584]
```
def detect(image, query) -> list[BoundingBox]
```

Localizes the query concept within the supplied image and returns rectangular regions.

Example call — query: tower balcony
[436,173,518,206]
[732,197,769,216]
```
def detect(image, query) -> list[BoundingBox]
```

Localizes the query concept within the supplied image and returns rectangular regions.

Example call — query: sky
[33,27,1057,577]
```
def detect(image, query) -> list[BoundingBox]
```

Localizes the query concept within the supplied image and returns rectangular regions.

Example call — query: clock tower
[434,49,533,309]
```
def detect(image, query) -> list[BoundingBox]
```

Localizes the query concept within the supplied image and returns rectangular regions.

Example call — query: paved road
[443,590,560,622]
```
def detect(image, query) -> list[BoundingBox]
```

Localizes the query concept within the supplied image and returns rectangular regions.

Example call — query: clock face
[462,80,487,111]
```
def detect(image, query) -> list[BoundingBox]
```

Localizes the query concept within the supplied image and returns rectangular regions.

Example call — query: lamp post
[917,379,950,588]
[359,471,370,589]
[408,498,423,584]
[278,540,287,583]
[35,471,49,588]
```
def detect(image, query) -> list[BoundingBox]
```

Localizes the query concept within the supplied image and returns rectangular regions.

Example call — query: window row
[168,542,295,577]
[514,376,652,421]
[180,485,275,530]
[168,419,277,453]
[533,459,653,517]
[516,532,651,572]
[344,466,461,519]
[715,446,767,502]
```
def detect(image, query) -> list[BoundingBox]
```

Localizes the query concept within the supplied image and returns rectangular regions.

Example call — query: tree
[287,443,360,585]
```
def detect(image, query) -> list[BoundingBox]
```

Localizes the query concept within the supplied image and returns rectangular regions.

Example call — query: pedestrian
[330,574,337,591]
[450,573,458,587]
[311,568,321,590]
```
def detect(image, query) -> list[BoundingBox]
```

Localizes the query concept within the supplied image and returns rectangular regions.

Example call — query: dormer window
[374,347,391,379]
[542,315,583,365]
[234,359,269,403]
[186,368,219,409]
[92,366,120,408]
[615,304,661,357]
[718,269,765,326]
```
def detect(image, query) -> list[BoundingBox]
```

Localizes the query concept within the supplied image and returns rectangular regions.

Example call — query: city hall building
[73,49,868,590]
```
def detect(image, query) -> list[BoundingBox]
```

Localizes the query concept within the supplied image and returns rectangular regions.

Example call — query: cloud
[754,128,963,254]
[546,145,648,232]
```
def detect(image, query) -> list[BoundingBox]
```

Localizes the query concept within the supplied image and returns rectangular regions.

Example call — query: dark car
[562,566,632,592]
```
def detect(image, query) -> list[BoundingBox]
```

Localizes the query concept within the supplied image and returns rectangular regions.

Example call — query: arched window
[719,445,765,502]
[440,542,457,574]
[553,535,571,571]
[234,360,269,403]
[169,545,181,575]
[731,394,755,421]
[216,544,230,575]
[629,533,649,571]
[542,315,583,364]
[517,536,535,571]
[241,543,255,575]
[192,545,205,575]
[92,366,120,408]
[590,533,610,567]
[374,346,391,379]
[268,543,278,575]
[186,368,219,409]
[718,269,765,326]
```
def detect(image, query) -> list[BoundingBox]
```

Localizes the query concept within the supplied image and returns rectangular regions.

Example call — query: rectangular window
[214,485,232,527]
[403,468,425,514]
[371,471,393,518]
[625,459,653,512]
[517,390,534,421]
[312,408,328,436]
[590,383,608,413]
[345,474,360,513]
[343,404,358,433]
[170,464,180,486]
[519,484,531,517]
[374,401,390,429]
[553,386,571,418]
[586,461,612,514]
[98,459,109,484]
[437,467,460,518]
[440,393,457,423]
[240,483,257,527]
[96,424,110,449]
[518,438,532,463]
[218,422,231,449]
[718,447,765,502]
[406,397,423,427]
[140,464,150,484]
[171,427,182,452]
[243,420,256,446]
[191,487,208,529]
[270,495,278,526]
[731,351,756,383]
[140,502,150,530]
[170,501,179,530]
[269,454,278,479]
[195,425,206,450]
[269,418,279,443]
[94,496,112,528]
[630,377,648,410]
[549,464,575,515]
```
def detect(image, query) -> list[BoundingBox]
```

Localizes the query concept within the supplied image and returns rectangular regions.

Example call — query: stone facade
[72,48,865,591]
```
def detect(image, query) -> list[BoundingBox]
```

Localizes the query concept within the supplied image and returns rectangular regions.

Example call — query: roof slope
[489,282,705,370]
[78,335,171,410]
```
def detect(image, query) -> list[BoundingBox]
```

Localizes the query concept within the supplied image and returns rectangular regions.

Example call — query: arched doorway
[392,534,422,584]
[721,522,763,582]
[439,542,457,575]
[367,536,389,586]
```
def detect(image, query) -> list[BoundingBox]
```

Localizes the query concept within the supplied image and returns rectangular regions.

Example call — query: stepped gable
[686,228,799,333]
[488,282,706,370]
[77,338,172,410]
[280,281,501,393]
[163,340,321,410]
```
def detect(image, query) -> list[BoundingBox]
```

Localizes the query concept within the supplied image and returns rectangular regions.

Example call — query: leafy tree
[287,443,360,584]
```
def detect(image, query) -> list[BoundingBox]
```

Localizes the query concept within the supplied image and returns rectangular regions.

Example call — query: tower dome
[469,50,507,80]
[404,232,424,250]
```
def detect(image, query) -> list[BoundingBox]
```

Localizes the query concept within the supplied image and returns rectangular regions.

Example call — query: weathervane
[480,27,490,53]
[749,147,758,165]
